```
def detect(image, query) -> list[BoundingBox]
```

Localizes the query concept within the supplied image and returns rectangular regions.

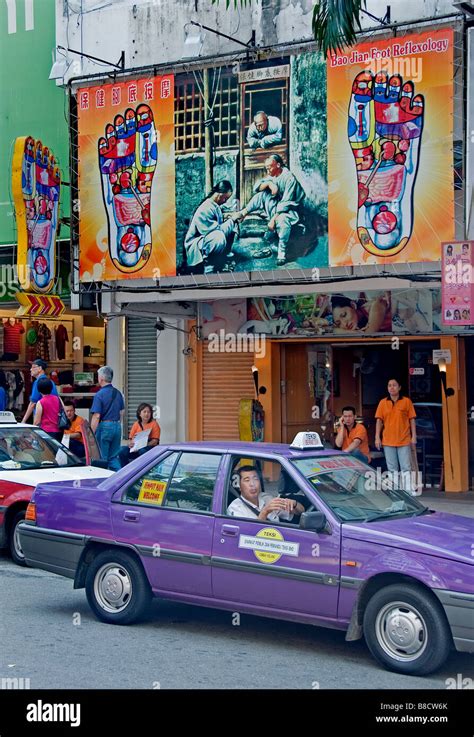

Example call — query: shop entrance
[281,339,443,485]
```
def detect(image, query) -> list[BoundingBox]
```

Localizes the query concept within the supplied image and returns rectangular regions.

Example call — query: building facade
[53,0,474,491]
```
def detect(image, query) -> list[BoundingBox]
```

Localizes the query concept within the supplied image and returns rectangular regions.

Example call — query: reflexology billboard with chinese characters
[77,76,176,281]
[327,29,454,266]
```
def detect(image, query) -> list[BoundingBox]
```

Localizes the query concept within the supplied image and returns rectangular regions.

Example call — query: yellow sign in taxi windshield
[138,478,167,505]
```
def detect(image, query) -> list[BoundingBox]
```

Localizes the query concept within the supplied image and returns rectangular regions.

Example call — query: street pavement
[419,491,474,518]
[1,491,473,691]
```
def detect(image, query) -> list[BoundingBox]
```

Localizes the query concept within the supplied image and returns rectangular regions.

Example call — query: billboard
[201,288,473,338]
[12,136,60,292]
[327,29,454,265]
[175,54,328,275]
[77,76,176,281]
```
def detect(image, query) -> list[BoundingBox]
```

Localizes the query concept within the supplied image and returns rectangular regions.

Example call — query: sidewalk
[418,490,474,519]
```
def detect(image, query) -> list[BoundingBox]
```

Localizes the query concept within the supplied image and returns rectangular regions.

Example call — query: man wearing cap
[22,358,58,424]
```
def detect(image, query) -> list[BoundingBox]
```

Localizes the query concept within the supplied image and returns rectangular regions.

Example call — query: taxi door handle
[123,510,141,522]
[221,524,239,536]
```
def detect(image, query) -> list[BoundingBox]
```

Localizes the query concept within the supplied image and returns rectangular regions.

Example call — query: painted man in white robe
[184,180,241,274]
[238,154,305,265]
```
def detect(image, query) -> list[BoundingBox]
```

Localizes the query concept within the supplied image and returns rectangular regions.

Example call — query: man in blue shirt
[90,366,125,471]
[22,358,58,423]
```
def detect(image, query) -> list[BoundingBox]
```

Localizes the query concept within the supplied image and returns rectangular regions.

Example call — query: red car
[0,412,112,565]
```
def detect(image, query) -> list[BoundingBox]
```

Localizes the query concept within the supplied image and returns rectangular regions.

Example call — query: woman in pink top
[33,376,62,442]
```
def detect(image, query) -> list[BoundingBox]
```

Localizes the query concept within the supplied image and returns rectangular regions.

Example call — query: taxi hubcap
[95,563,132,613]
[375,601,427,662]
[13,525,24,559]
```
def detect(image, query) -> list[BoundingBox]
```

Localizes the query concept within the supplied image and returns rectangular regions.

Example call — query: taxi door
[211,456,340,619]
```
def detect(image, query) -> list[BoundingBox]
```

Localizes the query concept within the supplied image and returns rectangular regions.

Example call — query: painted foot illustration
[17,137,60,292]
[98,105,157,273]
[348,71,424,257]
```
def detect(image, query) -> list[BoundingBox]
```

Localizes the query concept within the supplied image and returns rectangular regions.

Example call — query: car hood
[343,511,474,565]
[0,465,112,487]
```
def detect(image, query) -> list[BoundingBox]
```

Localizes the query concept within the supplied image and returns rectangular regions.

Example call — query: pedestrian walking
[118,402,160,467]
[90,366,125,471]
[33,376,62,442]
[375,378,418,495]
[22,358,58,424]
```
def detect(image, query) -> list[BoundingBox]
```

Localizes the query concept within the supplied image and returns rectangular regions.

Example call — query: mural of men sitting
[247,111,283,150]
[184,180,241,274]
[237,154,305,265]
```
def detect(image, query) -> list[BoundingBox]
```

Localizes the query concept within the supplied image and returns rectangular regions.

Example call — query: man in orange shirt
[335,406,371,464]
[375,378,417,494]
[63,399,85,457]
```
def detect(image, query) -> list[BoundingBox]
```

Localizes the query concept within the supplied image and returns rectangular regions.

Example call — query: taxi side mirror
[300,511,327,533]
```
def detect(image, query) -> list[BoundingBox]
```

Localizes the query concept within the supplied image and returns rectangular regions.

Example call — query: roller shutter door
[126,317,157,431]
[202,350,255,440]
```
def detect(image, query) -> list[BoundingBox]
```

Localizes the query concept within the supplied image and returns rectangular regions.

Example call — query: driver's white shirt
[227,492,293,522]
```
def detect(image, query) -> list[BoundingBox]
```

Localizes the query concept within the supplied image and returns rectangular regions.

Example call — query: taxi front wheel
[85,550,152,625]
[363,583,452,676]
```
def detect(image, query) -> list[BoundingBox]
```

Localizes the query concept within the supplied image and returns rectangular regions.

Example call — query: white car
[0,412,113,565]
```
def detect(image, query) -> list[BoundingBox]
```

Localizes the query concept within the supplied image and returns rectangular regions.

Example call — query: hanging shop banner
[175,52,328,275]
[442,240,474,326]
[327,29,454,266]
[12,137,60,294]
[77,76,176,281]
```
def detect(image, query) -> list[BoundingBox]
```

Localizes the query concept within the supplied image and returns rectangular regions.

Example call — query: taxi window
[163,453,221,512]
[226,456,310,523]
[122,452,179,505]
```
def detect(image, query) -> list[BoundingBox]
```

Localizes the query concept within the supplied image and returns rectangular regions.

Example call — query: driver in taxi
[227,465,305,522]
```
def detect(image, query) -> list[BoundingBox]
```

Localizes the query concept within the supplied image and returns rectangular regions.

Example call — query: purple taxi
[19,432,474,676]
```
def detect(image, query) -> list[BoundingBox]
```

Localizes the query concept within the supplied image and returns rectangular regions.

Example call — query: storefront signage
[442,240,473,326]
[202,289,474,340]
[77,75,176,282]
[432,349,452,365]
[409,367,425,375]
[238,65,290,83]
[14,292,65,318]
[328,29,454,266]
[12,136,60,294]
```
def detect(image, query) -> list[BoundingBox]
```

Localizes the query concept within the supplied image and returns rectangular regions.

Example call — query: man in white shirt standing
[227,465,303,522]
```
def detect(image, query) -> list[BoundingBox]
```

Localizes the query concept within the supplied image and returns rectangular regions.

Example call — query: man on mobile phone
[335,406,371,464]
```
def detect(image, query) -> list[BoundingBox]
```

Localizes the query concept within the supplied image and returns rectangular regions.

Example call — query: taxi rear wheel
[85,550,152,625]
[363,584,452,676]
[9,510,27,567]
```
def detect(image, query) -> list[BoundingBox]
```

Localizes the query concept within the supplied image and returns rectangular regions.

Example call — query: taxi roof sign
[0,412,17,424]
[290,431,323,450]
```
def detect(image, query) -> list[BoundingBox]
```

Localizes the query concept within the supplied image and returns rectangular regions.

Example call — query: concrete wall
[57,0,459,83]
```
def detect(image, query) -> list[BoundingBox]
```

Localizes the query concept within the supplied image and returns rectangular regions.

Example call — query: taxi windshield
[291,455,426,522]
[0,428,84,470]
